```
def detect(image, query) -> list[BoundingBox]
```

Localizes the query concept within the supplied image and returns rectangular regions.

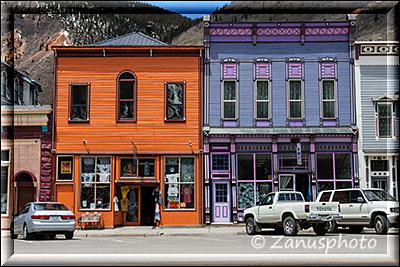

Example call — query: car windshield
[363,190,396,201]
[34,203,69,211]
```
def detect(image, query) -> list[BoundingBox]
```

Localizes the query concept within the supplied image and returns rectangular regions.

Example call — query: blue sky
[139,1,232,19]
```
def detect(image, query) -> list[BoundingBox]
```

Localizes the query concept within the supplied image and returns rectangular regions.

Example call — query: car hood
[369,201,399,209]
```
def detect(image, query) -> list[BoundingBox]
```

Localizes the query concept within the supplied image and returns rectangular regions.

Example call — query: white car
[316,188,399,234]
[243,191,341,236]
[11,202,76,240]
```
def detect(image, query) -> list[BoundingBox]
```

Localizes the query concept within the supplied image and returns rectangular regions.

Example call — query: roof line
[88,31,167,46]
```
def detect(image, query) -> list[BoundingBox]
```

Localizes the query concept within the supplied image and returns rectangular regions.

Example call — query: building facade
[355,41,399,199]
[52,33,204,227]
[1,61,52,230]
[203,18,359,224]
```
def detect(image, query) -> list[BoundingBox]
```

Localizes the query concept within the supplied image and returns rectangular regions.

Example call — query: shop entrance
[212,180,231,223]
[15,172,35,213]
[279,173,311,201]
[124,185,156,226]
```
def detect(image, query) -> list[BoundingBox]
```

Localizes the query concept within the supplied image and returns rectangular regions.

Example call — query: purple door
[212,181,231,222]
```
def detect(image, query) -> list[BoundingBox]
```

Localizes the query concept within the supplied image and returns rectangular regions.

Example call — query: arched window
[117,71,136,121]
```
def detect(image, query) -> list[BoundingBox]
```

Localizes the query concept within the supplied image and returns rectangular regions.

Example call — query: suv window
[261,193,274,205]
[349,190,365,203]
[319,192,332,202]
[332,191,350,204]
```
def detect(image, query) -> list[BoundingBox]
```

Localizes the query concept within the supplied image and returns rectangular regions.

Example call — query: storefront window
[335,153,351,179]
[317,153,353,190]
[317,154,333,179]
[237,153,273,209]
[120,157,155,178]
[164,157,195,210]
[279,154,309,170]
[80,156,111,210]
[57,156,74,181]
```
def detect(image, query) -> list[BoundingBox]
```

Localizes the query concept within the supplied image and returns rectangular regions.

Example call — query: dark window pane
[370,160,388,172]
[120,101,134,119]
[215,184,228,203]
[120,158,137,177]
[255,154,272,180]
[317,154,333,179]
[224,102,236,119]
[257,102,268,119]
[257,81,268,100]
[119,72,134,80]
[138,159,155,177]
[349,190,364,203]
[96,185,111,209]
[336,182,352,189]
[319,191,332,202]
[71,85,87,120]
[323,102,335,118]
[322,81,334,100]
[212,154,229,171]
[80,184,95,209]
[332,191,349,203]
[290,102,301,118]
[238,154,254,180]
[120,81,134,99]
[379,118,392,137]
[57,156,73,180]
[378,104,392,117]
[335,153,351,179]
[224,81,236,100]
[289,81,301,100]
[1,150,9,162]
[166,83,184,120]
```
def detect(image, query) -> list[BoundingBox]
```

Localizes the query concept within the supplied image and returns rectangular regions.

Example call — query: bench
[78,212,102,230]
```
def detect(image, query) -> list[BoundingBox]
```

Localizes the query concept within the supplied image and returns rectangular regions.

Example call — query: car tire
[313,223,327,236]
[23,224,32,240]
[10,224,18,239]
[349,226,364,234]
[283,216,298,236]
[65,232,74,240]
[245,217,257,235]
[327,220,338,233]
[374,215,388,235]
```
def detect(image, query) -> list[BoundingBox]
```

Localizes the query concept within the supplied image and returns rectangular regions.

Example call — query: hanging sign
[296,143,302,165]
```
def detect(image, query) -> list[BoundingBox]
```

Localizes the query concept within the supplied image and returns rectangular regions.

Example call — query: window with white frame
[321,80,336,119]
[222,80,237,119]
[1,149,10,215]
[255,80,270,119]
[80,156,111,210]
[288,80,302,119]
[377,103,394,138]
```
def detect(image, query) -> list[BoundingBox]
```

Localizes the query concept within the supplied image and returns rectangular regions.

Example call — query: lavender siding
[337,62,351,126]
[209,42,349,60]
[272,62,287,126]
[210,63,221,126]
[239,63,253,127]
[304,62,320,126]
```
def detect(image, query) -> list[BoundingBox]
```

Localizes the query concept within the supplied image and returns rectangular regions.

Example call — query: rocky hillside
[1,1,199,105]
[171,1,399,45]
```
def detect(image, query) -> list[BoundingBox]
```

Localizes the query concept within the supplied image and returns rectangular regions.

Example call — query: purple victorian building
[202,16,359,224]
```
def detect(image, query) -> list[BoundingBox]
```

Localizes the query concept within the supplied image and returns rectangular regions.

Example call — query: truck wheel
[283,216,298,236]
[349,226,364,234]
[327,220,338,233]
[246,217,257,235]
[313,224,326,236]
[374,215,388,235]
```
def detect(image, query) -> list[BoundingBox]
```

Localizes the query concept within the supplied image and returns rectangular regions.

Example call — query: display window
[237,153,273,209]
[79,156,111,210]
[56,155,74,181]
[119,157,155,178]
[164,157,195,210]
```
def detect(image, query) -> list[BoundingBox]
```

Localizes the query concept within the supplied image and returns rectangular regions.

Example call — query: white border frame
[320,79,337,119]
[254,79,271,120]
[287,79,304,119]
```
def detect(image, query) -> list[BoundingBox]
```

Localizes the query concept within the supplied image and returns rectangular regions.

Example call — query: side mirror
[12,212,19,217]
[357,197,365,203]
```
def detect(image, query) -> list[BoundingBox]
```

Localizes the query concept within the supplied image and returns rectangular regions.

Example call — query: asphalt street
[3,231,399,266]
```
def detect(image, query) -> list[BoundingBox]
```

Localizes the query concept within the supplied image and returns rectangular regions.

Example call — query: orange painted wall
[55,56,200,155]
[55,184,74,211]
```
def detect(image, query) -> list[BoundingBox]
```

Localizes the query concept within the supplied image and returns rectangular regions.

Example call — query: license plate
[49,216,61,221]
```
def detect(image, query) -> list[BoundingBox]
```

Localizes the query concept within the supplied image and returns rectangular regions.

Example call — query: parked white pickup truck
[316,188,399,234]
[243,191,341,236]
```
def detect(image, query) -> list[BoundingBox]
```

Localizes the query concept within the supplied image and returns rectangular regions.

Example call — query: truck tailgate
[308,202,339,215]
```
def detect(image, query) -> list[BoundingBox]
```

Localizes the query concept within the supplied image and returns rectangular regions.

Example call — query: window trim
[287,79,303,120]
[56,155,74,182]
[320,79,337,120]
[68,82,90,123]
[163,156,196,211]
[116,71,137,123]
[254,79,271,120]
[164,81,186,122]
[1,148,11,217]
[221,80,238,120]
[119,157,156,179]
[376,102,395,139]
[79,156,112,211]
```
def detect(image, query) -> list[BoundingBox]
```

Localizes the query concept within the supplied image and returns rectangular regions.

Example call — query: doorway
[140,186,155,226]
[16,172,35,213]
[212,180,231,223]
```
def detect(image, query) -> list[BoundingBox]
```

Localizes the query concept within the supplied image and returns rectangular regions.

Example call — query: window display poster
[60,161,72,174]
